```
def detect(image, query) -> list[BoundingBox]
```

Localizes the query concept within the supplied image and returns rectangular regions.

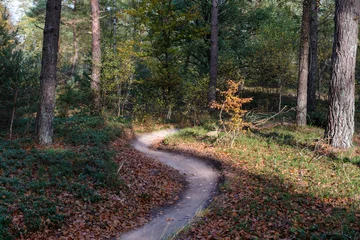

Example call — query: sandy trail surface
[120,129,219,240]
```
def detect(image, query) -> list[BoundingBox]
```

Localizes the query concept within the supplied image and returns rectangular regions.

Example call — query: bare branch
[34,23,44,31]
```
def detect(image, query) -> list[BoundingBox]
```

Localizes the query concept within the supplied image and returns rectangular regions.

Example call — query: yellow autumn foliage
[210,80,253,146]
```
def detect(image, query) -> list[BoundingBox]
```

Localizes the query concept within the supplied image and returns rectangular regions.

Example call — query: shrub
[211,80,253,147]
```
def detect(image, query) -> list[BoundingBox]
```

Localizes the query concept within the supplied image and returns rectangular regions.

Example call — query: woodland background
[0,0,360,239]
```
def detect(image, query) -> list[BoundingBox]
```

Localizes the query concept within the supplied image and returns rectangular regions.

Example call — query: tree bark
[278,83,282,112]
[9,88,18,140]
[325,0,359,149]
[208,0,218,106]
[70,0,78,79]
[91,0,101,112]
[113,0,117,53]
[296,0,311,126]
[37,0,62,145]
[307,0,318,112]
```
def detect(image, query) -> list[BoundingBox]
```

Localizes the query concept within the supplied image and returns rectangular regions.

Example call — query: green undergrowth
[166,126,360,238]
[170,125,360,200]
[54,116,126,146]
[0,116,126,239]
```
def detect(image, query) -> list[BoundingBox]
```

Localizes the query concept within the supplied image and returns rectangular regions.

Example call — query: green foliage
[0,116,125,238]
[245,5,299,108]
[218,2,272,81]
[56,76,92,117]
[18,0,93,118]
[128,0,208,120]
[0,12,21,124]
[307,110,327,128]
[10,0,324,125]
[178,77,209,124]
[317,0,335,97]
[0,4,39,136]
[26,0,46,19]
[123,0,306,122]
[19,196,63,232]
[55,116,123,146]
[5,0,339,127]
[101,40,136,116]
[175,127,208,139]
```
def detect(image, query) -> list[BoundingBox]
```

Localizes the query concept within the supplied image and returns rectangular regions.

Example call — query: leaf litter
[159,135,360,239]
[18,136,184,239]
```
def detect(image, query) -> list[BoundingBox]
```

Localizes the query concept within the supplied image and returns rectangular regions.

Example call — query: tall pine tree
[296,0,311,126]
[91,0,101,112]
[325,0,360,148]
[37,0,62,145]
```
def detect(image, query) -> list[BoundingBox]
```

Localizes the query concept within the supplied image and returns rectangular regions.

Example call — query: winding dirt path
[120,129,220,240]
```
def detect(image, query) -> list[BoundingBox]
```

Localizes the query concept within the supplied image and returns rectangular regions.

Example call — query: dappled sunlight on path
[120,129,220,240]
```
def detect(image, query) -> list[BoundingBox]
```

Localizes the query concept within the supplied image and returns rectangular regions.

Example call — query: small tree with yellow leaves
[210,80,252,147]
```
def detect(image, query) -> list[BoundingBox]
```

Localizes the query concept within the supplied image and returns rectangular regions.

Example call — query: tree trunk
[296,0,311,126]
[117,84,122,117]
[37,0,62,145]
[278,82,282,113]
[91,0,101,112]
[70,24,78,79]
[208,0,218,106]
[113,0,120,116]
[70,0,78,80]
[324,0,359,149]
[113,0,117,53]
[307,0,318,112]
[9,88,18,140]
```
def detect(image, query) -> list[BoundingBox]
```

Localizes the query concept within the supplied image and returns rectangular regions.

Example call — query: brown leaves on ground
[25,137,184,240]
[159,140,360,239]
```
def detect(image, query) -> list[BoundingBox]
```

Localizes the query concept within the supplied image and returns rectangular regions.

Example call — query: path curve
[120,129,219,240]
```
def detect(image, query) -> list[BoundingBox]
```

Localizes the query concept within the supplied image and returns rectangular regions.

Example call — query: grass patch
[165,125,360,239]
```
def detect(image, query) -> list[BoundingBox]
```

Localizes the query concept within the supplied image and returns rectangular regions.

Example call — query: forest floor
[2,116,360,239]
[159,125,360,239]
[0,117,184,239]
